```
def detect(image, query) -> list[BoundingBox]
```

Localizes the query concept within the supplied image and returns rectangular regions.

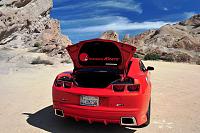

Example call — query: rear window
[78,41,122,66]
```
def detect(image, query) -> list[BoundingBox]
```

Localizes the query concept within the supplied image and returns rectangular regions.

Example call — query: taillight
[112,84,140,92]
[127,84,140,92]
[113,85,125,92]
[55,80,63,87]
[63,81,72,88]
[54,76,72,88]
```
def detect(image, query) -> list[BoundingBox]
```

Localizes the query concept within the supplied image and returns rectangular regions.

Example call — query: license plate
[80,95,99,106]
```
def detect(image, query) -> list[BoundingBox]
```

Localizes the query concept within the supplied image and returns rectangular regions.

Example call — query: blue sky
[51,0,200,43]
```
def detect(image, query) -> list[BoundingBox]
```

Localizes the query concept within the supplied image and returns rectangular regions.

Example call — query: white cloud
[96,0,142,13]
[56,9,116,20]
[64,16,174,33]
[163,7,168,11]
[61,16,128,24]
[53,0,142,13]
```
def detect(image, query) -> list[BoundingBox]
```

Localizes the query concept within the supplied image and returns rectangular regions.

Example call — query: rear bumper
[53,101,147,126]
[54,103,120,124]
[52,86,150,126]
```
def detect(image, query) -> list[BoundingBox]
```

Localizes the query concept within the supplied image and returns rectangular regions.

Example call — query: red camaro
[52,39,154,127]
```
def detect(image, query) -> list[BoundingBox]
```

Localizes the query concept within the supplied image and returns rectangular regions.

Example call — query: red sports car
[52,39,154,127]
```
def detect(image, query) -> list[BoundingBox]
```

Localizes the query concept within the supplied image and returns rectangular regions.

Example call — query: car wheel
[139,99,151,127]
[125,99,151,128]
[144,99,151,126]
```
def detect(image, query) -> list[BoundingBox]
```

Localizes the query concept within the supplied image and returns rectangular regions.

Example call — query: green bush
[134,53,144,59]
[163,57,174,62]
[144,53,160,60]
[196,59,200,65]
[134,53,139,58]
[31,57,53,65]
[161,53,175,62]
[60,59,71,64]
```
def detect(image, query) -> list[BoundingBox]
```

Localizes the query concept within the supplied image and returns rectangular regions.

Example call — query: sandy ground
[0,61,200,133]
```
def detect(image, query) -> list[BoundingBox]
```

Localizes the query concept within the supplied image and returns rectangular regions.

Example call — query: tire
[125,99,151,128]
[138,99,151,128]
[143,99,151,126]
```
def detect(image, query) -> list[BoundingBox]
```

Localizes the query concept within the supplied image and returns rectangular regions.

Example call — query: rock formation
[102,14,200,64]
[0,0,72,61]
[100,30,119,42]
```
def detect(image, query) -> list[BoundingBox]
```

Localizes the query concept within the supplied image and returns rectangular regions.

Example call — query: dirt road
[0,61,200,133]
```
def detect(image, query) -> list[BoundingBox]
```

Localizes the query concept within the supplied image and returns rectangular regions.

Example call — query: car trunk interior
[73,68,121,88]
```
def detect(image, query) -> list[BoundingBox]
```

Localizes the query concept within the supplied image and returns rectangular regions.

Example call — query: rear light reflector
[112,85,125,92]
[63,81,72,88]
[55,80,63,87]
[127,84,140,92]
[112,84,140,92]
[54,76,73,88]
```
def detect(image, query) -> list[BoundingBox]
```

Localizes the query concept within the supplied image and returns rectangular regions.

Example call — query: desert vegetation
[31,57,53,65]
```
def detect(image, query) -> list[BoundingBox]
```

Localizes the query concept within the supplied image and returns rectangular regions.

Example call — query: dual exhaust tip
[55,109,64,117]
[120,117,137,126]
[55,109,137,126]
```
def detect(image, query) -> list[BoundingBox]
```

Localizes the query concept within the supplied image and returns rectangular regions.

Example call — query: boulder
[0,0,72,58]
[100,30,119,42]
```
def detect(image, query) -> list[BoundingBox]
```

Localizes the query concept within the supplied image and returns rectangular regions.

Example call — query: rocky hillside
[100,30,119,42]
[0,0,72,65]
[122,14,200,64]
[101,15,200,64]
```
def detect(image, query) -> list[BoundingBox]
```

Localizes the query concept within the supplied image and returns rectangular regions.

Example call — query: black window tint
[140,60,146,72]
[127,61,132,73]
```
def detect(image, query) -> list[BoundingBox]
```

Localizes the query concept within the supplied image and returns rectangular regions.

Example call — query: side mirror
[147,66,154,71]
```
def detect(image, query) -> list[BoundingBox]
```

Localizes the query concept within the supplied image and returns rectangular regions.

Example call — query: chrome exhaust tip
[55,109,64,117]
[121,117,137,126]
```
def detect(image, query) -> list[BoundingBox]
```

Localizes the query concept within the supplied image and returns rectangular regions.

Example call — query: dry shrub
[60,59,71,64]
[174,52,191,63]
[31,57,53,65]
[160,52,192,63]
[196,59,200,65]
[160,53,175,62]
[144,53,160,60]
[33,42,42,47]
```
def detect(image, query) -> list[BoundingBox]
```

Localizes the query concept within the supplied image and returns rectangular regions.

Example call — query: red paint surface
[52,39,152,126]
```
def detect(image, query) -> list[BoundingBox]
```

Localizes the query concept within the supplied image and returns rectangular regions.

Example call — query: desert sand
[0,61,200,133]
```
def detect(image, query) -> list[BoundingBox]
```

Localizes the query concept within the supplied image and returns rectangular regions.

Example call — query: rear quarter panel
[127,58,151,111]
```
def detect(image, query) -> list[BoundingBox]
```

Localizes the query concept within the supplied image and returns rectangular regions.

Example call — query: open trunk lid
[66,39,136,72]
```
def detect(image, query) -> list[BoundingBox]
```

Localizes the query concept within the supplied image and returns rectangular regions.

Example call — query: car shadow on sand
[23,105,136,133]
